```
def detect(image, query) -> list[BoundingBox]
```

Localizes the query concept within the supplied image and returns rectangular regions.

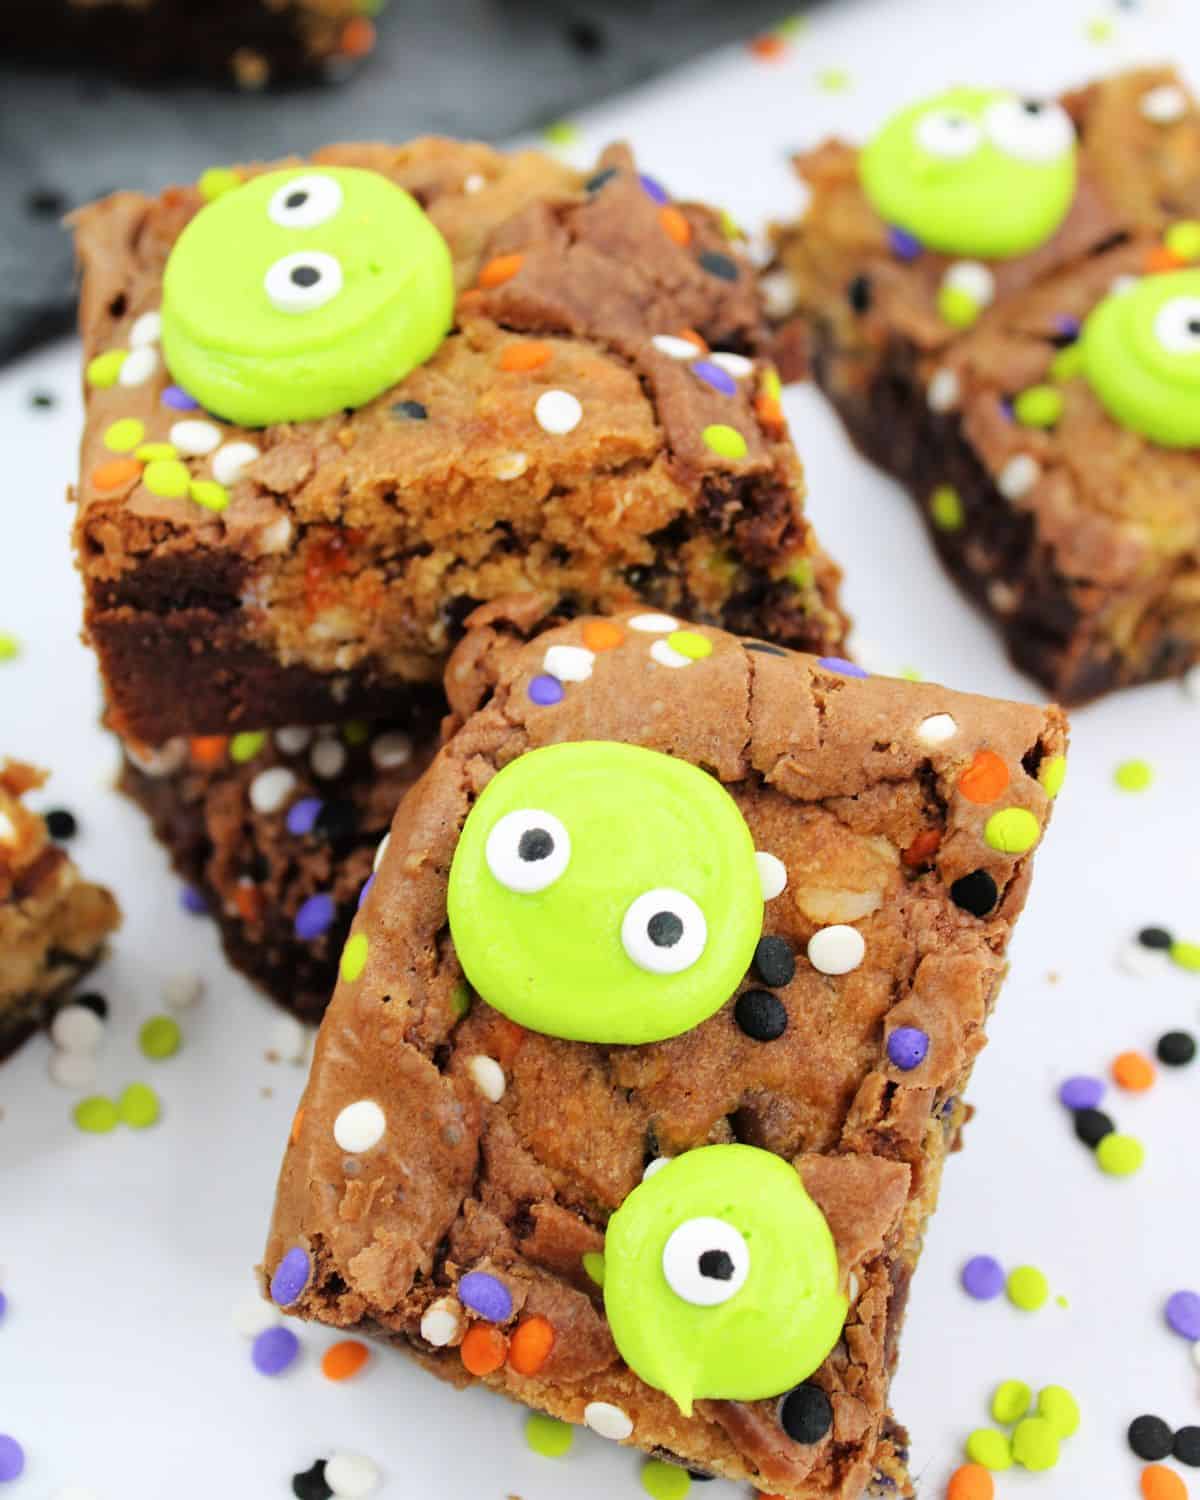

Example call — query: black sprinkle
[314,800,359,842]
[698,250,739,282]
[754,934,796,988]
[1174,1426,1200,1467]
[1138,925,1174,950]
[292,1460,333,1500]
[45,808,78,841]
[391,399,428,421]
[26,187,67,218]
[1157,1030,1196,1067]
[742,640,788,657]
[1074,1107,1115,1148]
[698,1248,736,1281]
[75,991,109,1020]
[735,989,788,1042]
[847,274,872,313]
[585,167,618,194]
[687,1472,716,1482]
[29,390,57,410]
[565,17,607,54]
[950,869,998,917]
[1129,1415,1175,1462]
[780,1383,834,1445]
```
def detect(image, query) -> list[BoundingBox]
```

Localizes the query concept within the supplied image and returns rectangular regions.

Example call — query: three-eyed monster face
[445,741,764,1046]
[602,1146,847,1413]
[160,166,454,427]
[860,87,1078,259]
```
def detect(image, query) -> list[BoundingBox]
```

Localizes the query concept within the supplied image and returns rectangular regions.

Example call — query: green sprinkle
[1114,758,1153,792]
[189,479,230,513]
[1007,1265,1049,1311]
[582,1251,606,1286]
[761,367,782,401]
[229,731,267,763]
[74,1096,119,1134]
[1085,15,1115,42]
[1011,1416,1061,1471]
[667,630,712,661]
[342,720,371,745]
[702,423,748,460]
[104,418,145,453]
[1170,941,1200,972]
[985,807,1040,855]
[787,557,815,590]
[930,483,964,532]
[198,166,241,201]
[718,209,741,241]
[641,1460,691,1499]
[1050,344,1086,383]
[1039,754,1067,798]
[542,121,579,146]
[965,1428,1013,1471]
[134,443,178,463]
[341,932,369,982]
[525,1412,573,1459]
[898,666,923,681]
[991,1379,1032,1425]
[1096,1132,1144,1176]
[0,633,20,663]
[1014,385,1064,429]
[142,459,191,499]
[450,982,472,1019]
[118,1082,161,1129]
[937,286,980,329]
[86,350,127,388]
[139,1014,182,1060]
[1166,221,1200,262]
[815,67,851,93]
[1037,1385,1080,1438]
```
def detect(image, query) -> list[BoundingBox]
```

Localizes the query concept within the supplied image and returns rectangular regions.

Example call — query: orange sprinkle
[659,204,692,246]
[234,880,263,923]
[460,1323,507,1376]
[750,34,788,60]
[1141,1465,1187,1500]
[902,828,942,867]
[499,341,552,373]
[188,735,227,768]
[582,619,625,652]
[339,15,375,55]
[478,253,525,289]
[1146,245,1186,274]
[92,457,143,491]
[947,1465,995,1500]
[678,327,708,353]
[958,749,1010,804]
[507,1315,555,1375]
[1113,1049,1156,1092]
[756,393,784,427]
[321,1339,370,1381]
[456,288,484,315]
[290,1107,305,1145]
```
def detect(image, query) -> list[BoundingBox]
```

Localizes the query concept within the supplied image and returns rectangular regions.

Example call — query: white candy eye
[662,1216,750,1307]
[268,174,343,229]
[621,888,707,975]
[984,98,1075,163]
[915,109,983,159]
[264,250,343,313]
[1154,296,1200,355]
[485,809,570,893]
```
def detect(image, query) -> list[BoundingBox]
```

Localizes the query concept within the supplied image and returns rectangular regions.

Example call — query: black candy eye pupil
[290,264,321,288]
[647,911,684,948]
[1022,100,1043,115]
[1188,319,1200,336]
[698,1249,735,1281]
[285,190,308,208]
[517,828,554,862]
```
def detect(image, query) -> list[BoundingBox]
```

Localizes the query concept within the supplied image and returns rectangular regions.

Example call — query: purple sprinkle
[941,1095,958,1117]
[817,656,869,679]
[887,1026,929,1070]
[161,384,199,411]
[0,1290,7,1323]
[1053,315,1081,340]
[691,359,737,396]
[1166,1290,1200,1340]
[357,873,376,911]
[458,1270,513,1323]
[639,173,669,204]
[251,1324,300,1375]
[528,674,564,706]
[1058,1075,1104,1111]
[961,1254,1005,1301]
[887,225,922,261]
[294,892,336,942]
[286,796,323,836]
[0,1436,24,1482]
[1000,398,1015,422]
[270,1246,311,1306]
[180,884,208,915]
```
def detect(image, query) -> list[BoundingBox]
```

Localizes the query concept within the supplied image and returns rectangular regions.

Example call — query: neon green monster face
[160,167,454,427]
[1080,269,1200,448]
[860,88,1077,259]
[446,742,763,1046]
[603,1146,847,1414]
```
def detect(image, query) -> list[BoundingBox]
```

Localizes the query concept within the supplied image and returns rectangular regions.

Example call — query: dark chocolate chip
[754,934,796,988]
[1157,1030,1196,1066]
[45,808,77,840]
[950,869,998,917]
[585,167,618,194]
[1129,1415,1174,1462]
[292,1459,333,1500]
[847,274,872,313]
[314,800,359,842]
[391,399,428,421]
[735,990,788,1042]
[1138,925,1174,950]
[698,250,739,282]
[780,1383,833,1445]
[1174,1426,1200,1467]
[565,17,607,54]
[1073,1107,1115,1148]
[26,187,67,218]
[75,991,109,1019]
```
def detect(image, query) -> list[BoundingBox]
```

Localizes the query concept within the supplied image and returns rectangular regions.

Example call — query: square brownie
[770,66,1200,702]
[72,139,845,745]
[263,605,1067,1498]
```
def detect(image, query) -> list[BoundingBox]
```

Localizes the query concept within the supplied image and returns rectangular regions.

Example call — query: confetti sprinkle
[534,389,583,434]
[1014,386,1063,429]
[324,1452,380,1498]
[50,1003,104,1054]
[965,1429,1012,1471]
[270,1246,311,1306]
[930,484,965,531]
[584,1401,634,1440]
[947,1465,995,1500]
[525,1412,573,1458]
[961,1255,1005,1301]
[1096,1133,1144,1176]
[467,1054,506,1102]
[0,1436,25,1482]
[508,1315,555,1375]
[0,634,19,662]
[333,1099,385,1153]
[1165,1291,1200,1341]
[139,1014,182,1060]
[807,924,866,975]
[1141,1465,1187,1500]
[1006,1265,1049,1311]
[1115,759,1154,792]
[1157,1031,1196,1067]
[295,892,336,942]
[701,422,748,459]
[1130,1416,1175,1462]
[340,932,368,982]
[641,1459,691,1498]
[991,1380,1031,1424]
[117,1082,160,1128]
[321,1339,369,1381]
[1011,1417,1060,1471]
[73,1095,119,1134]
[460,1323,507,1375]
[1112,1051,1155,1092]
[1037,1386,1081,1438]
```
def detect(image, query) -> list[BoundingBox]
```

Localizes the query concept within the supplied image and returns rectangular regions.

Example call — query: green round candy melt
[1037,1384,1080,1437]
[1012,1416,1061,1470]
[985,807,1040,854]
[229,730,266,763]
[340,931,369,982]
[87,350,127,388]
[143,459,191,499]
[602,1145,847,1415]
[447,742,763,1045]
[524,1412,573,1458]
[139,1015,182,1060]
[991,1378,1032,1424]
[104,418,145,452]
[1014,385,1064,428]
[1114,758,1154,792]
[641,1460,691,1499]
[966,1428,1013,1471]
[74,1096,119,1134]
[702,423,748,460]
[161,166,454,427]
[118,1082,161,1129]
[189,480,229,513]
[861,87,1077,260]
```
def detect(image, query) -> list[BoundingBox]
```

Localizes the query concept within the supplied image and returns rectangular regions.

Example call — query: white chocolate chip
[212,440,261,485]
[310,737,347,780]
[534,389,583,435]
[333,1099,386,1153]
[48,1049,98,1091]
[927,368,960,413]
[420,1296,465,1346]
[493,451,528,481]
[50,1004,104,1054]
[370,732,413,770]
[129,310,162,347]
[249,766,297,814]
[943,261,995,308]
[651,334,700,360]
[169,419,222,455]
[628,613,679,633]
[755,851,788,900]
[467,1055,506,1103]
[323,1453,380,1499]
[998,453,1041,501]
[117,346,159,386]
[1141,83,1188,125]
[916,713,957,746]
[807,924,866,975]
[543,644,594,682]
[584,1402,634,1441]
[163,970,204,1011]
[257,515,294,556]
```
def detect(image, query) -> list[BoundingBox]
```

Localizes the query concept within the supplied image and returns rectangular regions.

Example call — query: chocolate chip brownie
[263,604,1067,1498]
[770,67,1200,702]
[72,138,845,745]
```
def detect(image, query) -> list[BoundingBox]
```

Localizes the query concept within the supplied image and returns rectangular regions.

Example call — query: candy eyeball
[983,97,1075,163]
[1154,295,1200,355]
[661,1216,750,1306]
[915,107,982,159]
[267,173,343,229]
[264,250,344,313]
[446,741,763,1045]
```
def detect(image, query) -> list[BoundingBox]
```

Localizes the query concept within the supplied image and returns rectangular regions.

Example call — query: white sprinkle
[163,970,204,1011]
[373,833,391,872]
[1181,663,1200,702]
[534,389,583,435]
[212,440,261,485]
[649,640,691,669]
[324,1452,381,1499]
[943,261,995,308]
[1142,83,1188,125]
[464,173,486,195]
[169,419,221,456]
[998,453,1041,501]
[371,732,413,770]
[807,924,866,975]
[117,346,159,386]
[50,1004,104,1054]
[1117,940,1168,978]
[311,737,347,780]
[584,1401,634,1441]
[927,368,961,413]
[269,1014,309,1064]
[760,269,798,319]
[421,1296,465,1347]
[651,334,700,360]
[468,1055,506,1103]
[48,1049,98,1091]
[274,725,312,754]
[126,737,187,777]
[1110,274,1141,296]
[232,1292,281,1338]
[642,1156,672,1180]
[756,850,788,900]
[249,766,297,815]
[709,351,754,378]
[129,310,162,347]
[493,451,529,481]
[543,644,594,682]
[333,1099,386,1153]
[628,613,679,633]
[916,713,958,746]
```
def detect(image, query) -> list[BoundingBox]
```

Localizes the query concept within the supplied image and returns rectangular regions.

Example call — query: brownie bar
[72,138,845,744]
[770,67,1200,702]
[0,761,121,1060]
[119,716,435,1022]
[264,605,1067,1498]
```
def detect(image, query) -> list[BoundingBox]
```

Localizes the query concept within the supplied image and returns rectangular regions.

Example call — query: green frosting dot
[985,807,1040,854]
[104,418,146,452]
[702,423,749,460]
[1114,758,1153,792]
[1012,1416,1061,1471]
[229,731,267,763]
[1037,1384,1080,1437]
[938,286,981,329]
[965,1428,1013,1471]
[190,480,230,513]
[1097,1132,1145,1176]
[198,167,242,201]
[1014,385,1064,428]
[641,1460,691,1499]
[1006,1265,1049,1310]
[930,484,965,531]
[87,350,127,388]
[1038,753,1067,798]
[135,443,179,462]
[524,1413,573,1459]
[582,1251,606,1286]
[74,1095,119,1134]
[991,1378,1032,1424]
[341,931,369,982]
[143,459,191,499]
[139,1014,182,1060]
[118,1082,161,1129]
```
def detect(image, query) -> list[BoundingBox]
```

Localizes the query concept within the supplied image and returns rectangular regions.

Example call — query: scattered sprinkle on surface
[1115,759,1155,793]
[1006,1265,1050,1311]
[139,1014,182,1060]
[524,1412,574,1459]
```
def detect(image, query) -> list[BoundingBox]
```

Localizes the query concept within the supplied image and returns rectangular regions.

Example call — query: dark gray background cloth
[1,0,798,364]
